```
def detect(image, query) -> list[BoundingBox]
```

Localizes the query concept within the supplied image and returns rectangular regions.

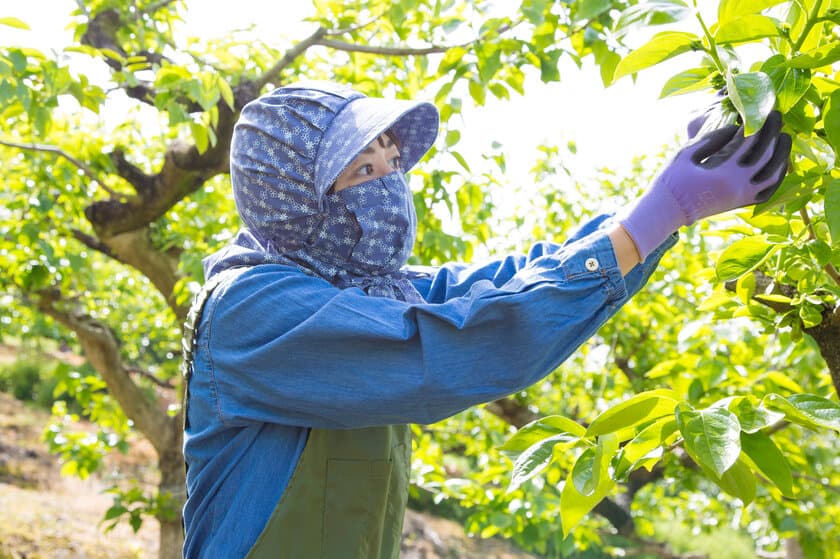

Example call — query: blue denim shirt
[182,213,677,557]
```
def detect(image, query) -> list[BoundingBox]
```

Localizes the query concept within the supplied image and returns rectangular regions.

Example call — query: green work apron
[182,269,411,559]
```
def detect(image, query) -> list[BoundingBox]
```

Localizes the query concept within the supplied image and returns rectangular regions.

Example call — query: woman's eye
[390,156,402,170]
[357,164,374,176]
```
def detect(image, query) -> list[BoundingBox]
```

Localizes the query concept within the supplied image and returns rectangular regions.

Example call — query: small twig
[695,10,725,73]
[143,0,178,16]
[792,471,840,494]
[322,13,385,37]
[792,0,825,52]
[74,0,90,17]
[71,229,119,260]
[0,138,119,197]
[125,366,175,389]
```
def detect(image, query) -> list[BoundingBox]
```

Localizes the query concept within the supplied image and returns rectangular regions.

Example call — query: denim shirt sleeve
[407,212,674,304]
[201,216,676,430]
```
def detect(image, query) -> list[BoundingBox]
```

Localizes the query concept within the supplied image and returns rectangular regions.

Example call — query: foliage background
[1,1,839,558]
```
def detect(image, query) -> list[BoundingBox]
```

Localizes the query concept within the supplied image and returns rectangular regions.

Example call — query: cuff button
[585,257,600,272]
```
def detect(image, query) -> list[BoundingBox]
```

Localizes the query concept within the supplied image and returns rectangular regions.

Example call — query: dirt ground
[0,390,160,559]
[0,352,534,559]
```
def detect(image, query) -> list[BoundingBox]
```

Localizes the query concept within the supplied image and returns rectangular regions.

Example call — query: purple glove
[621,111,791,259]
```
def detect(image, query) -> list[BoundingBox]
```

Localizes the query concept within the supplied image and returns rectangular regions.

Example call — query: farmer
[181,81,791,558]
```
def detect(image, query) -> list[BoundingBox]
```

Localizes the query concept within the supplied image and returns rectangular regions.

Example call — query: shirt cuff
[559,230,628,304]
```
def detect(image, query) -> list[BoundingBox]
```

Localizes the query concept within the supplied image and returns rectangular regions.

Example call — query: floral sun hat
[230,80,439,252]
[204,81,439,301]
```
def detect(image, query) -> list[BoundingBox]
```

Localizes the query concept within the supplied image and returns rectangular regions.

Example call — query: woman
[181,81,790,558]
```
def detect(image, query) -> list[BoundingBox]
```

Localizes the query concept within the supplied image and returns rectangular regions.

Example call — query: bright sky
[3,0,707,179]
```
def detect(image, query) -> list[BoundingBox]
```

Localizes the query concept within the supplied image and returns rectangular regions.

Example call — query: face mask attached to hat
[324,172,417,275]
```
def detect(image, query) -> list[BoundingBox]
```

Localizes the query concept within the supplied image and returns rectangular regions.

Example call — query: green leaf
[766,371,804,393]
[794,134,836,172]
[468,79,486,105]
[726,70,775,135]
[538,49,562,83]
[788,42,840,69]
[577,0,612,21]
[824,91,840,160]
[571,447,597,496]
[591,41,622,87]
[613,32,699,82]
[764,393,840,432]
[445,129,460,148]
[217,77,234,109]
[0,17,30,30]
[826,179,840,247]
[727,396,784,433]
[190,122,209,154]
[752,172,819,216]
[103,504,127,521]
[761,55,811,113]
[715,235,777,281]
[659,67,715,98]
[715,15,780,44]
[521,0,548,25]
[450,150,471,173]
[476,43,502,84]
[740,431,794,497]
[614,1,691,36]
[439,47,467,73]
[572,434,618,496]
[509,434,573,488]
[22,264,50,291]
[718,0,787,24]
[501,415,585,455]
[585,389,679,437]
[711,457,757,504]
[129,512,143,532]
[560,436,617,535]
[676,403,742,477]
[615,417,678,479]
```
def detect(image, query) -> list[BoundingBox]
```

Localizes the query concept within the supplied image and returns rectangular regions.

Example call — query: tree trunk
[785,538,804,559]
[158,437,186,559]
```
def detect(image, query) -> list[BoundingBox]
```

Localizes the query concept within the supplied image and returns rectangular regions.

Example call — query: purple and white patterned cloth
[204,81,439,302]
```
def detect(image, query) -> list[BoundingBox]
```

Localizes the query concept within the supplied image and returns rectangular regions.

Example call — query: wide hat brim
[315,96,439,199]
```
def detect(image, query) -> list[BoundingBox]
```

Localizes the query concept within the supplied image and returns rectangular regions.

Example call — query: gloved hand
[621,110,792,259]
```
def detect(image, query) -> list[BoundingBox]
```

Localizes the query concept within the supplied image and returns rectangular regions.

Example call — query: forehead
[360,132,399,154]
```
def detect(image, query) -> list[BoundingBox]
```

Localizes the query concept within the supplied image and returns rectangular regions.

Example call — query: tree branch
[85,102,235,240]
[314,38,453,56]
[253,26,328,92]
[111,148,155,197]
[33,290,178,456]
[484,397,539,429]
[143,0,178,16]
[792,471,840,494]
[126,366,175,389]
[71,229,120,261]
[0,138,118,197]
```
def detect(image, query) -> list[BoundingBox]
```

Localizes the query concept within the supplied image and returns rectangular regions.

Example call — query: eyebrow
[361,134,395,154]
